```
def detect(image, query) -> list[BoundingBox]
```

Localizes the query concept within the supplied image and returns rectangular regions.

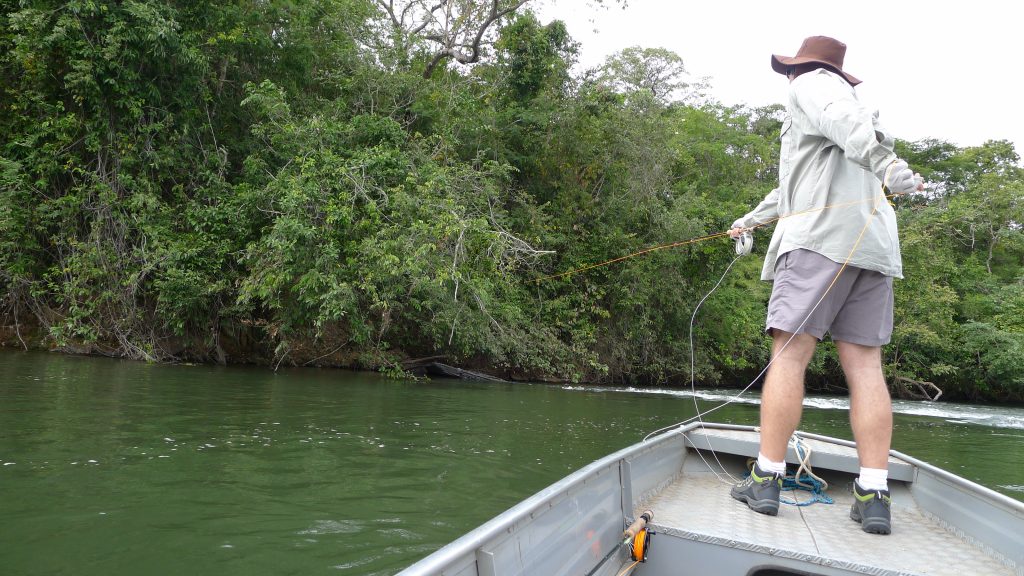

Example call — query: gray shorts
[767,249,894,346]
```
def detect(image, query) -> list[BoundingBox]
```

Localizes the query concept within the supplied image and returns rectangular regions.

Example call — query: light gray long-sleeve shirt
[734,68,903,281]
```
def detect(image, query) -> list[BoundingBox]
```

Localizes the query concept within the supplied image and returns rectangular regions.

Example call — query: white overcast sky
[535,0,1023,156]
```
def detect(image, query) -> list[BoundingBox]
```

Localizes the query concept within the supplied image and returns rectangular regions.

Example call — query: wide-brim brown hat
[771,35,861,86]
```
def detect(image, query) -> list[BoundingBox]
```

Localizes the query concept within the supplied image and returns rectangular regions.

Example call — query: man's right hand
[728,227,746,239]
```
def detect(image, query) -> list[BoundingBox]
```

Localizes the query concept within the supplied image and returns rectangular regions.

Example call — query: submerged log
[893,376,943,401]
[402,357,508,383]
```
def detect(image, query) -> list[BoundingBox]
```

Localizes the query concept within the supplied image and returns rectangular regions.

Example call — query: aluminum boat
[398,422,1024,576]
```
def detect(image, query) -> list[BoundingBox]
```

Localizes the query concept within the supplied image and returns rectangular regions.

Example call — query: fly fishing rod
[532,194,897,285]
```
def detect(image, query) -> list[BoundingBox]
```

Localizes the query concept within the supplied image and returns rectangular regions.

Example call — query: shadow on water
[1,351,1021,575]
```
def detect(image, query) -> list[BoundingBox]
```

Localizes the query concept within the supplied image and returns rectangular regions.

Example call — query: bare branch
[409,3,444,35]
[376,0,401,27]
[374,0,534,78]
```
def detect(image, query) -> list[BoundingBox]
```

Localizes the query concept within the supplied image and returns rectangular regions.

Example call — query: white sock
[757,452,786,475]
[857,467,889,491]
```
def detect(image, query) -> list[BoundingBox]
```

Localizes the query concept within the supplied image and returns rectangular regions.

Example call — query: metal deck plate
[641,470,1017,576]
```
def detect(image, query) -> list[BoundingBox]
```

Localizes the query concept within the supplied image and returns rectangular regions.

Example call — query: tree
[375,0,625,78]
[376,0,532,78]
[0,0,370,362]
[493,13,576,101]
[943,171,1024,274]
[886,138,1023,400]
[598,46,703,104]
[898,138,1021,199]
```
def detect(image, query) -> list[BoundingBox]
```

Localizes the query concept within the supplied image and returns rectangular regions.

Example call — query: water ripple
[561,385,1024,430]
[297,520,363,535]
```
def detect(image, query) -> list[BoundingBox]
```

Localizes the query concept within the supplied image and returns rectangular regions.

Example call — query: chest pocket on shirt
[779,117,793,182]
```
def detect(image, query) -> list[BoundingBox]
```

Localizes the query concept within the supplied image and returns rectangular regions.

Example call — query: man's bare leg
[836,340,892,469]
[838,339,894,534]
[759,330,818,461]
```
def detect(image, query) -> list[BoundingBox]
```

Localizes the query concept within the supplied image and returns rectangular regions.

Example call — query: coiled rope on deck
[780,436,834,506]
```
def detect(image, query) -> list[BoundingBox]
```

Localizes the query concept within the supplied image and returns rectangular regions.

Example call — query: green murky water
[1,351,1021,575]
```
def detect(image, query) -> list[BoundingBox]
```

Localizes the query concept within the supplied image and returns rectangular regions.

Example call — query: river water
[1,351,1022,575]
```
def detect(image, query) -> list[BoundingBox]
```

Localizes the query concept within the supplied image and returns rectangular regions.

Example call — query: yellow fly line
[533,192,903,283]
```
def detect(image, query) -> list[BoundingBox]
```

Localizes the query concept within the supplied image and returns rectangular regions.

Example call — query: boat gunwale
[398,422,706,575]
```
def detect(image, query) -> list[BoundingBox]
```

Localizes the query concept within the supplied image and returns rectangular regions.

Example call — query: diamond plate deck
[636,428,1018,576]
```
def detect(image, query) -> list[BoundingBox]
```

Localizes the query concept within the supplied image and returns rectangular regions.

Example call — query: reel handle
[623,510,653,540]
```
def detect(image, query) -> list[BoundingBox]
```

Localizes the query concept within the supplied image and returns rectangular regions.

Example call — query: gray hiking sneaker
[850,481,892,534]
[731,461,783,516]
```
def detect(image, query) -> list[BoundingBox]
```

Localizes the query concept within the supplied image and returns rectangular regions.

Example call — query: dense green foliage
[2,2,1022,401]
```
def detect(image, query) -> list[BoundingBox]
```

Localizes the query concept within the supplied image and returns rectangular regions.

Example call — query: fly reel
[629,527,652,562]
[735,229,753,256]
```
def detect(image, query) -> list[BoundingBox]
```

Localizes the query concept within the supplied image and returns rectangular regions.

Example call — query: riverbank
[4,315,1021,405]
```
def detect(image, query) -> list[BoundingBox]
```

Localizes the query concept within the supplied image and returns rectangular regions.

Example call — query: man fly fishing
[727,36,925,535]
